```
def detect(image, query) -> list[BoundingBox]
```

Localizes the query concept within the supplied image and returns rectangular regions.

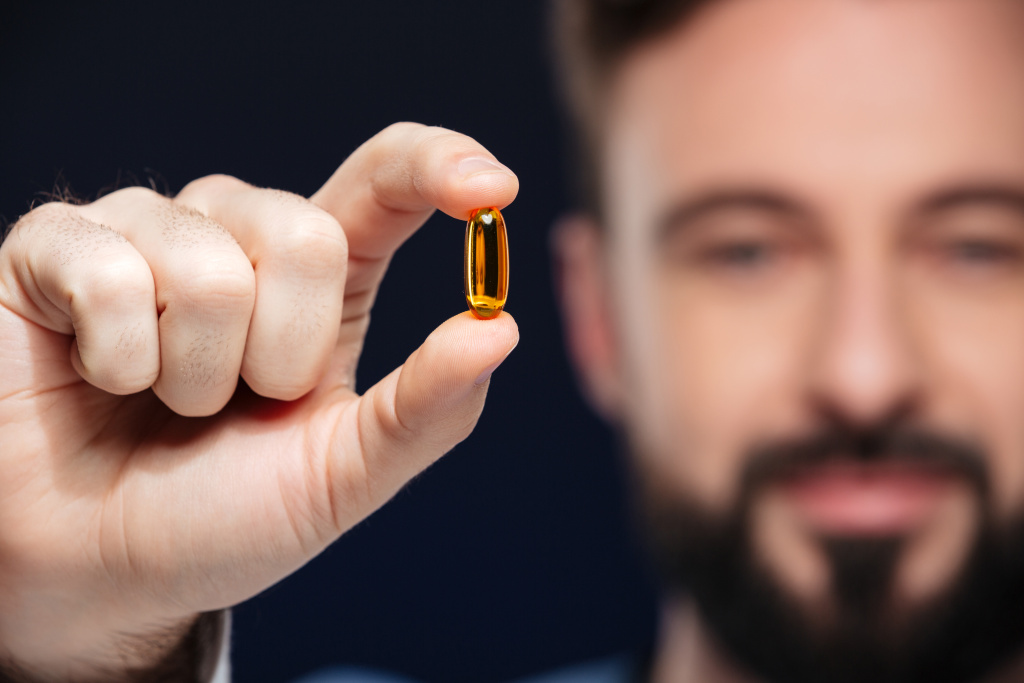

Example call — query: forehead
[602,0,1024,227]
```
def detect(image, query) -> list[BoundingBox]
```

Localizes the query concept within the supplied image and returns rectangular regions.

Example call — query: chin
[633,455,1024,682]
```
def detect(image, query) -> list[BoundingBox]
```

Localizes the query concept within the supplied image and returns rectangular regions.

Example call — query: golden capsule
[464,207,509,319]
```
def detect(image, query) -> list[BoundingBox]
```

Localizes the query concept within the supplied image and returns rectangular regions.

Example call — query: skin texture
[0,122,518,679]
[555,0,1024,680]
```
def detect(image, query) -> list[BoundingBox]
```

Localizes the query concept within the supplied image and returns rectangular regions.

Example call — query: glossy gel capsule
[464,207,509,319]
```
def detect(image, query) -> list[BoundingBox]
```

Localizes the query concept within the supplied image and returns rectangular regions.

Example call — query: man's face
[567,0,1024,679]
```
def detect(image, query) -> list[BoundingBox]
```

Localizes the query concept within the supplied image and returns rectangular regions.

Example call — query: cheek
[920,297,1024,517]
[623,268,821,508]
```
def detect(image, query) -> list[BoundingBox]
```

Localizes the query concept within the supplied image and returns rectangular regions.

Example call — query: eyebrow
[918,185,1024,216]
[655,190,811,245]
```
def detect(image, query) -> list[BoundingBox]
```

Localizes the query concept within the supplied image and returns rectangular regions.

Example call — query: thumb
[328,311,519,531]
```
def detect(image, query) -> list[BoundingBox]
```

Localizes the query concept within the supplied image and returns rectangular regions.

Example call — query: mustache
[740,425,990,501]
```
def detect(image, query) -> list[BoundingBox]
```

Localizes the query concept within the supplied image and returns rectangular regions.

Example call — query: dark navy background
[1,2,658,681]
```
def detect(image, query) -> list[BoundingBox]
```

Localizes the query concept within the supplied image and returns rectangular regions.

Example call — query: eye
[657,204,807,282]
[947,240,1020,264]
[702,241,778,269]
[919,202,1024,276]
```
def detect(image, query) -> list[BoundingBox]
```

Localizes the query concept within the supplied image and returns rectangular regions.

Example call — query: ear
[550,213,624,423]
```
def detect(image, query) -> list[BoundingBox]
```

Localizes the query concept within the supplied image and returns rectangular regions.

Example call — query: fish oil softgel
[464,207,509,319]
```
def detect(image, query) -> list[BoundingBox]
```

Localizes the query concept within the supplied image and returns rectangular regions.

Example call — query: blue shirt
[292,655,635,683]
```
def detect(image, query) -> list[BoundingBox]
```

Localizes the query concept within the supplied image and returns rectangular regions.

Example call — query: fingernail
[458,156,514,179]
[474,343,518,385]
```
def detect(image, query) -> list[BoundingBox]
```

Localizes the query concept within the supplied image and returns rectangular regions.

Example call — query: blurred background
[0,2,657,680]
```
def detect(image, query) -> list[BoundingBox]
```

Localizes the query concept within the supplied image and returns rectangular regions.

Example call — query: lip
[777,461,962,536]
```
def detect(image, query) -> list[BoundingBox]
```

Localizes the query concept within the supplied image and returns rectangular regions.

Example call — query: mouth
[776,460,964,536]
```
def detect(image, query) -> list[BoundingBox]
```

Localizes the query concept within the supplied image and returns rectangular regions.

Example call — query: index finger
[310,122,519,301]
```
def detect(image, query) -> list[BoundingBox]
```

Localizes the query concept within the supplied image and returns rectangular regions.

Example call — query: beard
[633,424,1024,683]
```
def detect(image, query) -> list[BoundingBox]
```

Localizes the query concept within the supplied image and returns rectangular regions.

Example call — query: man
[3,1,1024,682]
[553,0,1024,681]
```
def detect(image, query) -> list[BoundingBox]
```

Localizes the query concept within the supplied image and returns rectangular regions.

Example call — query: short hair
[550,0,710,218]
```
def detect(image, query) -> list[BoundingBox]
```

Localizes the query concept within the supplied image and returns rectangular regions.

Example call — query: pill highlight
[464,207,509,319]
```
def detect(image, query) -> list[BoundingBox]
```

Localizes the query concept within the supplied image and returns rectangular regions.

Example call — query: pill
[464,207,509,319]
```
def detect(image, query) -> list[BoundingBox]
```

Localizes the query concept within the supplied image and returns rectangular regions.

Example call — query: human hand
[0,123,519,680]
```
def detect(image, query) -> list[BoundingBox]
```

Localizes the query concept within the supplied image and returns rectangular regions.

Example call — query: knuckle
[412,126,456,160]
[379,121,425,142]
[97,185,167,210]
[272,212,348,271]
[71,254,153,310]
[413,124,470,158]
[109,186,162,202]
[23,200,72,222]
[10,201,78,237]
[171,257,255,311]
[17,204,128,268]
[383,122,470,171]
[178,173,249,200]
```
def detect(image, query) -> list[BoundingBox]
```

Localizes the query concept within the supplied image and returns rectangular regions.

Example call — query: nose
[807,255,923,427]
